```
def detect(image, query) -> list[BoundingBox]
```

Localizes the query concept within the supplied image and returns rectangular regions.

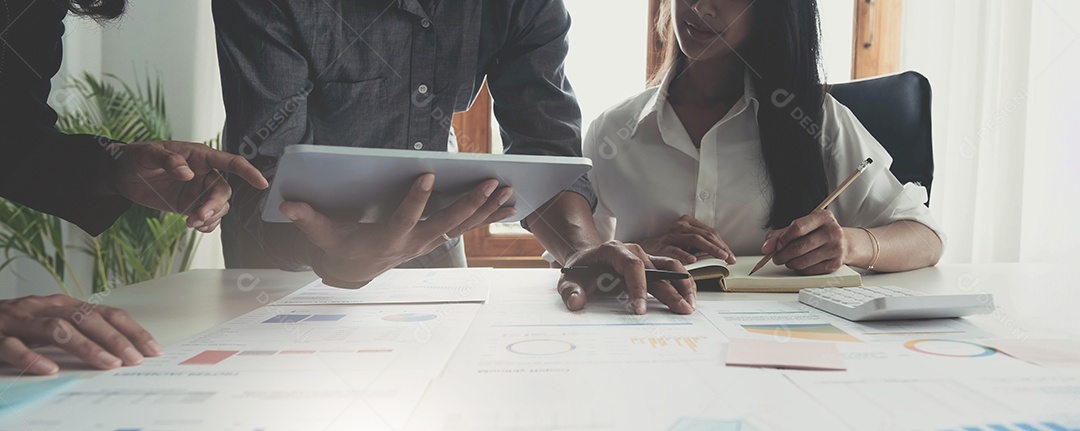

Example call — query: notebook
[684,256,862,293]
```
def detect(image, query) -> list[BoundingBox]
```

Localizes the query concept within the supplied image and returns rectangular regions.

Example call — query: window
[457,1,899,267]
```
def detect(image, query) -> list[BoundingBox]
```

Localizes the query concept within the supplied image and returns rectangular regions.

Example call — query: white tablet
[261,145,593,223]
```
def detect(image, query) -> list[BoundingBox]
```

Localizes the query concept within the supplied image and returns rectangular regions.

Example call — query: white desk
[1,264,1077,430]
[88,263,1078,347]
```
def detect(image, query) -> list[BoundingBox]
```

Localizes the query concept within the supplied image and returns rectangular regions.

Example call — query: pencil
[748,157,874,275]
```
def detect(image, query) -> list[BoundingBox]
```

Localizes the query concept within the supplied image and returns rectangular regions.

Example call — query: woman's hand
[0,295,162,375]
[639,215,734,264]
[762,209,848,275]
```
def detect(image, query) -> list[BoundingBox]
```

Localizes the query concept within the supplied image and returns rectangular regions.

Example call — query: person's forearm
[844,220,942,272]
[527,192,603,265]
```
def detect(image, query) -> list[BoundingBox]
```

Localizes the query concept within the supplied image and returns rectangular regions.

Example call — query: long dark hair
[60,0,126,20]
[650,0,829,230]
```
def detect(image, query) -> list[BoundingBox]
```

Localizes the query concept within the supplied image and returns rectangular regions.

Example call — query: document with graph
[438,294,730,377]
[274,267,492,305]
[1,302,482,431]
[784,372,1080,431]
[695,300,1045,376]
[695,300,994,344]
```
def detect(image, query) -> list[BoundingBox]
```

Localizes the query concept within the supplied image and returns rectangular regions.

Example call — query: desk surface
[98,263,1078,348]
[2,264,1077,430]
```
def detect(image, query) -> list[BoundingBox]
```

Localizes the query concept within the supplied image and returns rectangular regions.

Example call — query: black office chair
[828,71,934,204]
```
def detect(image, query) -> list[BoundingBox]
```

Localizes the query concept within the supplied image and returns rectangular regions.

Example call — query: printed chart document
[0,303,482,431]
[696,300,994,343]
[442,297,728,375]
[274,268,492,305]
[784,372,1080,430]
[695,301,1041,375]
[406,367,852,431]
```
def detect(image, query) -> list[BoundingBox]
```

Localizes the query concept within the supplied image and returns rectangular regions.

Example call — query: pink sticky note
[988,339,1080,368]
[725,338,847,371]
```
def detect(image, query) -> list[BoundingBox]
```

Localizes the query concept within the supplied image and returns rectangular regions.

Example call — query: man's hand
[112,141,270,233]
[557,241,695,315]
[281,174,515,286]
[639,215,735,264]
[0,295,162,375]
[762,209,847,275]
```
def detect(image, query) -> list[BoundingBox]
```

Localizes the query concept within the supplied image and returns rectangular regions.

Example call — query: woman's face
[671,0,755,62]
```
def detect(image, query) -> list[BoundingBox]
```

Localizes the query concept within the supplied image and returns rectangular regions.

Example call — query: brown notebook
[684,256,862,293]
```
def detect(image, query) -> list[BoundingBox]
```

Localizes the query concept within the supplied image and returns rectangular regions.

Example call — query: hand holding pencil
[751,158,874,276]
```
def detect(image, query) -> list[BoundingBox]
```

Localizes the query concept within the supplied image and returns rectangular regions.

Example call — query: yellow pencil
[748,157,874,275]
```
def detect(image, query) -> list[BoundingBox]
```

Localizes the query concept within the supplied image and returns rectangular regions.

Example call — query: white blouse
[582,69,944,257]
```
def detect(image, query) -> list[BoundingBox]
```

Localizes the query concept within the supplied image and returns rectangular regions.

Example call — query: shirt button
[699,191,710,201]
[413,141,424,150]
[418,84,429,95]
[421,19,431,28]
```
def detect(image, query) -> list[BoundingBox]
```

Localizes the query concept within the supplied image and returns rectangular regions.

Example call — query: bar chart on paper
[629,336,705,353]
[940,421,1080,431]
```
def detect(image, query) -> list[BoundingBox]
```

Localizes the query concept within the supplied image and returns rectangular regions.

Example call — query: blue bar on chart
[262,314,309,323]
[946,422,1079,431]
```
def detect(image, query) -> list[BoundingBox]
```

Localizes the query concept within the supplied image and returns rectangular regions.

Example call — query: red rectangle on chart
[180,350,239,365]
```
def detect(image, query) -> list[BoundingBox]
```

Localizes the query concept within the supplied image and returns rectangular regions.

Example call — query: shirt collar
[630,64,761,138]
[398,0,435,18]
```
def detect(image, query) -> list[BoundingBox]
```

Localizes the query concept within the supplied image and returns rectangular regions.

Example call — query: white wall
[819,0,855,83]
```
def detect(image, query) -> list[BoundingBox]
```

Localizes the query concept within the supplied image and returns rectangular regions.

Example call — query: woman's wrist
[843,227,876,270]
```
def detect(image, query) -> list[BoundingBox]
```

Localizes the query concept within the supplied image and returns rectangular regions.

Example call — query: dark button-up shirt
[0,0,131,235]
[214,0,595,270]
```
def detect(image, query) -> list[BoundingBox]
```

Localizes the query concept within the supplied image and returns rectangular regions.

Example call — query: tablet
[261,145,593,223]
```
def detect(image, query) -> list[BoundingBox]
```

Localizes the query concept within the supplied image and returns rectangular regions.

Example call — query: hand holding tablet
[264,145,592,287]
[262,145,592,224]
[280,173,514,288]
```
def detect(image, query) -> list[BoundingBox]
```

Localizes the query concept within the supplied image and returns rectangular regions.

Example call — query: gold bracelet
[858,227,880,271]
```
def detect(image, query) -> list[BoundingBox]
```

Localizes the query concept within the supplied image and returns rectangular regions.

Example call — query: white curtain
[901,0,1080,265]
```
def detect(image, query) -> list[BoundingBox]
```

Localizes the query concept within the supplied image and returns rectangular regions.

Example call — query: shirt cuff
[69,136,132,236]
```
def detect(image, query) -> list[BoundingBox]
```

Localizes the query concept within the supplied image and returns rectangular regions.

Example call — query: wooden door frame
[852,0,904,79]
[453,86,549,268]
